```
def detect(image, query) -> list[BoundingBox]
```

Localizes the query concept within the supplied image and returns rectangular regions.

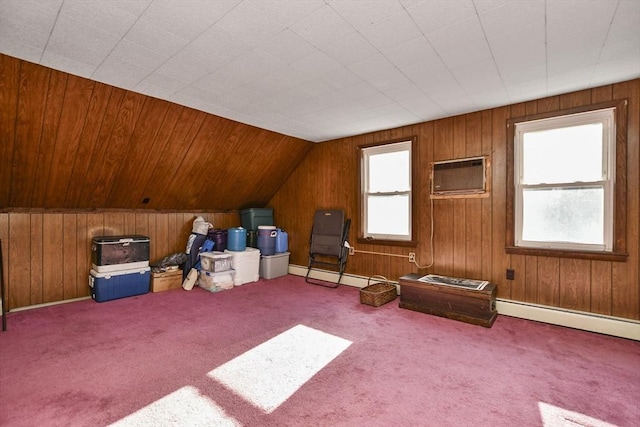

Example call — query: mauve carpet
[0,274,638,427]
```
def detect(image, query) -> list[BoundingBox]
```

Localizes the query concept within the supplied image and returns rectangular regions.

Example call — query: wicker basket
[360,275,397,307]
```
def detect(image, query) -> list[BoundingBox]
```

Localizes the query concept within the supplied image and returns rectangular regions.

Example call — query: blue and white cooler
[89,235,151,302]
[89,266,150,302]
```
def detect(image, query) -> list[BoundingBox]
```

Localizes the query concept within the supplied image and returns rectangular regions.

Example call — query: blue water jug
[227,227,247,251]
[275,229,288,253]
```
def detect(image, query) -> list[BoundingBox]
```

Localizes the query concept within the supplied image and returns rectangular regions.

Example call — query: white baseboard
[289,264,640,341]
[494,299,640,341]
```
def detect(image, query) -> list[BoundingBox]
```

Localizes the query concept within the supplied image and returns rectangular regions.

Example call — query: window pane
[367,194,409,235]
[522,123,603,184]
[369,151,410,192]
[522,187,604,245]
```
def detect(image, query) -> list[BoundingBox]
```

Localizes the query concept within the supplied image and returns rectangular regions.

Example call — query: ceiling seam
[89,1,154,80]
[39,0,65,64]
[472,0,509,109]
[544,0,549,95]
[400,2,466,115]
[157,2,248,100]
[589,0,622,87]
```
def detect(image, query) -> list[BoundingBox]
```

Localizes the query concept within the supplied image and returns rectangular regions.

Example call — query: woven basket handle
[367,275,389,286]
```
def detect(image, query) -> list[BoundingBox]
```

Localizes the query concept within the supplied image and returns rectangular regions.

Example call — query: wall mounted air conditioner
[430,156,490,198]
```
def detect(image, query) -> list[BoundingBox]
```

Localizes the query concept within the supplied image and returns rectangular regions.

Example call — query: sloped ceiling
[0,54,312,211]
[1,0,638,143]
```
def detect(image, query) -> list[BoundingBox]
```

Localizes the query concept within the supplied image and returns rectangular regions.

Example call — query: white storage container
[260,252,290,279]
[224,247,260,286]
[199,251,232,272]
[198,270,235,292]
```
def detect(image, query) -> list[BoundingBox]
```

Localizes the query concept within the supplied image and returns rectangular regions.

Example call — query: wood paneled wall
[269,79,640,321]
[0,211,238,310]
[0,54,313,211]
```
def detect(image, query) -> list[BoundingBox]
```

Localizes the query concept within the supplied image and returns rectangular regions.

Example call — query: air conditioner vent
[430,156,490,198]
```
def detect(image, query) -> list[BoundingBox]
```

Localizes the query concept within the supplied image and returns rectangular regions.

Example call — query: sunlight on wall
[109,386,241,427]
[539,402,617,427]
[208,324,352,413]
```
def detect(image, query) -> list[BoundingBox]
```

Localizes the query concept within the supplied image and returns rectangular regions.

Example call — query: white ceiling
[1,0,639,142]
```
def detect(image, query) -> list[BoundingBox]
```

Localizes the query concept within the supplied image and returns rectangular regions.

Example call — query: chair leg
[305,258,340,288]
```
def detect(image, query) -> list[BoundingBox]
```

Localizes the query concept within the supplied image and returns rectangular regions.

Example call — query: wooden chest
[399,273,497,327]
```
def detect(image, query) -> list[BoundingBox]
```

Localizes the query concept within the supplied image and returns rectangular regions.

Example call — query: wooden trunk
[399,273,497,327]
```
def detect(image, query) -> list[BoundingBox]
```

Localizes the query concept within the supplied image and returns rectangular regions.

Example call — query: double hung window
[514,108,615,251]
[507,100,627,260]
[360,140,415,243]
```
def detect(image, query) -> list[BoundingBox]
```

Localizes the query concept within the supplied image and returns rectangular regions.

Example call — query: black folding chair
[305,210,351,288]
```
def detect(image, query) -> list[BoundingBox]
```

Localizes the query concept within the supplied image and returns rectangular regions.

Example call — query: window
[359,139,416,244]
[506,100,627,261]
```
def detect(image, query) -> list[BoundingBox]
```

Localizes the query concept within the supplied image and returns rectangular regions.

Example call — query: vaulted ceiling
[0,54,313,211]
[2,0,638,143]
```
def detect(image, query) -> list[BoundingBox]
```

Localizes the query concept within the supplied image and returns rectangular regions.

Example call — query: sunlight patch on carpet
[539,402,617,427]
[208,324,352,413]
[110,386,241,427]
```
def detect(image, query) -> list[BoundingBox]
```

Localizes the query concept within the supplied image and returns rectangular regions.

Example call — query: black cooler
[91,235,150,272]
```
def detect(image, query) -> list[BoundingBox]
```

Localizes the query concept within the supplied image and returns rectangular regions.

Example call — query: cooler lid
[90,266,151,278]
[92,235,150,245]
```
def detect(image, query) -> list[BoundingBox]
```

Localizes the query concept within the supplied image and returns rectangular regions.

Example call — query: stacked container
[227,227,247,251]
[257,225,277,256]
[89,235,151,302]
[224,247,260,285]
[240,208,274,232]
[275,229,288,253]
[197,251,235,292]
[259,251,290,279]
[207,229,228,252]
[239,208,290,280]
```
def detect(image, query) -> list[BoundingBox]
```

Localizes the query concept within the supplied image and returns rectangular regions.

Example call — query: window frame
[506,100,628,262]
[358,137,418,247]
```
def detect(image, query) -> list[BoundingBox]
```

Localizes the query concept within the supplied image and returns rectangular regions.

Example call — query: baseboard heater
[288,264,639,341]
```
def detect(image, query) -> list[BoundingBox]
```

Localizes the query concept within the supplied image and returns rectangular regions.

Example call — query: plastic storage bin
[240,208,274,231]
[224,248,260,286]
[199,251,232,272]
[259,252,290,279]
[198,270,235,292]
[89,267,150,302]
[91,235,150,273]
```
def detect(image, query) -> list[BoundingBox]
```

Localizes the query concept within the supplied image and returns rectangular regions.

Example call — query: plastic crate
[259,252,290,279]
[240,208,274,231]
[199,251,232,272]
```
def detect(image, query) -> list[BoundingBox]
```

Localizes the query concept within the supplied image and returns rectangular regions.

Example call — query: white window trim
[513,108,615,252]
[361,140,412,241]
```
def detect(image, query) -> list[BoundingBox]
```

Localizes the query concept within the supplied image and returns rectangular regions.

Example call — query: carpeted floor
[0,274,638,426]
